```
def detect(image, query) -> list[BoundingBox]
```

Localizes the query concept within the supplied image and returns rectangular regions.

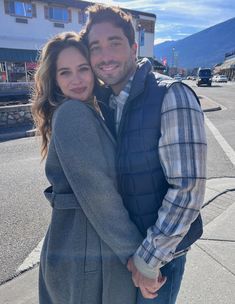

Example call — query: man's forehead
[88,22,125,42]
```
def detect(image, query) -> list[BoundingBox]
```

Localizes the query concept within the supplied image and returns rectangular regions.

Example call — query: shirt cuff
[133,254,160,279]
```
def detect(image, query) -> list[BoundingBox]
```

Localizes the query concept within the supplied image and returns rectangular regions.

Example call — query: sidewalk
[177,179,235,304]
[1,178,235,304]
[0,95,221,142]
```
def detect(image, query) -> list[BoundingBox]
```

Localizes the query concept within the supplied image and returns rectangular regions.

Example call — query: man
[83,4,207,303]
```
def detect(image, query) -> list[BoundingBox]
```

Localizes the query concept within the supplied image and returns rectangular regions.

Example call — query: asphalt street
[0,80,235,303]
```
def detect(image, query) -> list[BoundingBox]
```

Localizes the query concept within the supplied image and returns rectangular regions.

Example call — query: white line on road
[205,115,235,166]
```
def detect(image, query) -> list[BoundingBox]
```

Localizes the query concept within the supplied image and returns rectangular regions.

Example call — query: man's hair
[83,4,135,46]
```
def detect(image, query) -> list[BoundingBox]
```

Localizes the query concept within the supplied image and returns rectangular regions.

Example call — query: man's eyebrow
[108,36,123,41]
[89,36,123,48]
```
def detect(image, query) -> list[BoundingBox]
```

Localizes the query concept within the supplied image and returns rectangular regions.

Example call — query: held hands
[127,257,167,299]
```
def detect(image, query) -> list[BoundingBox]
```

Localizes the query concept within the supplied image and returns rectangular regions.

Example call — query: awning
[0,48,39,62]
[219,58,235,70]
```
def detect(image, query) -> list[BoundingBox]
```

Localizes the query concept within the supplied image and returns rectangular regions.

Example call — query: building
[0,0,156,82]
[216,50,235,81]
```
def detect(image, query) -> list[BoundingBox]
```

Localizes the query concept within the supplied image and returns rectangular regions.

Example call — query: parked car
[214,75,228,83]
[212,75,219,82]
[173,74,182,81]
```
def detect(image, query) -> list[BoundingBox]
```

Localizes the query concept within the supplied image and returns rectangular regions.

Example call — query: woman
[31,32,144,304]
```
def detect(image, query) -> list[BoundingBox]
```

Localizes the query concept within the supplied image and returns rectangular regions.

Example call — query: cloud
[154,37,173,45]
[92,0,235,42]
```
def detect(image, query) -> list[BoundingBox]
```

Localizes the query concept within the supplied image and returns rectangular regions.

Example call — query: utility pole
[137,23,141,58]
[172,47,175,68]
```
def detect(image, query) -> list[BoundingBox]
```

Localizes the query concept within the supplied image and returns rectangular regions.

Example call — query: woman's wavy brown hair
[31,32,89,160]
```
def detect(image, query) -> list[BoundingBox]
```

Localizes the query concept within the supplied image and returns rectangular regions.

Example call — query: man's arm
[133,82,207,276]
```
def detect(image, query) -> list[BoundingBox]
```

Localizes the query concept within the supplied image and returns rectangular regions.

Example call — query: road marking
[17,238,44,273]
[205,115,235,166]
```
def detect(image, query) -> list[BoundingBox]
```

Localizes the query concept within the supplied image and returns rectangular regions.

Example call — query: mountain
[154,17,235,69]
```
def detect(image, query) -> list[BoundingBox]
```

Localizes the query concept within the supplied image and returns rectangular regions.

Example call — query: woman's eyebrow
[57,63,90,72]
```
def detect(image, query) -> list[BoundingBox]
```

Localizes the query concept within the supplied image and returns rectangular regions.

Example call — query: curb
[203,106,221,112]
[0,94,222,142]
[199,95,222,112]
[0,128,36,142]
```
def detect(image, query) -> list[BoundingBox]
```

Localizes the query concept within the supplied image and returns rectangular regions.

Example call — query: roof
[36,0,156,18]
[220,58,235,69]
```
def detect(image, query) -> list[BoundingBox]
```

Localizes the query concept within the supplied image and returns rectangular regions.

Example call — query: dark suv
[196,68,212,87]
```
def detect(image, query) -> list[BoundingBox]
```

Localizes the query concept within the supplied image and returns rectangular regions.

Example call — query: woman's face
[56,46,94,101]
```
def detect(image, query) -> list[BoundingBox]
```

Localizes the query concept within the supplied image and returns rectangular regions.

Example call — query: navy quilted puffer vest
[116,60,202,252]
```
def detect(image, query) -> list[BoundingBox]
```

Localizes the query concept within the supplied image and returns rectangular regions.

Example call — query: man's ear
[131,42,137,57]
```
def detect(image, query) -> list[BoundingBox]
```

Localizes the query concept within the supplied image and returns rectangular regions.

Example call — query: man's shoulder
[153,72,173,84]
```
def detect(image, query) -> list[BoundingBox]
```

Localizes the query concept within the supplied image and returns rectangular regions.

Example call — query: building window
[78,9,87,25]
[135,19,155,33]
[4,0,36,18]
[45,6,71,23]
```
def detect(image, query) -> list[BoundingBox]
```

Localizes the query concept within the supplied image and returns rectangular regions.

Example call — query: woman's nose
[72,72,82,83]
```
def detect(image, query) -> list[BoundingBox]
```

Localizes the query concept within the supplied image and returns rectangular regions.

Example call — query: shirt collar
[109,75,134,109]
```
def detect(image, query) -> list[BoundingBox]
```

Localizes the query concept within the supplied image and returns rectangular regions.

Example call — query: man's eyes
[111,41,121,47]
[90,42,122,53]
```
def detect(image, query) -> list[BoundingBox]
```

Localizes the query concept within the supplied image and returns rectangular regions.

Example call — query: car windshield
[199,69,211,77]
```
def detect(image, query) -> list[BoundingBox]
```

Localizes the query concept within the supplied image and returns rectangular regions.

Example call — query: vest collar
[128,58,153,101]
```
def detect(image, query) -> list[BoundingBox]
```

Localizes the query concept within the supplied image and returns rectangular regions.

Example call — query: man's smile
[98,63,119,72]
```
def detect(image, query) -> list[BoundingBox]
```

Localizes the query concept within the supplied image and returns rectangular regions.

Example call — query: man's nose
[98,46,114,61]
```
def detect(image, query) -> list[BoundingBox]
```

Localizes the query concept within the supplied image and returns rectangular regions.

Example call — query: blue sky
[92,0,235,45]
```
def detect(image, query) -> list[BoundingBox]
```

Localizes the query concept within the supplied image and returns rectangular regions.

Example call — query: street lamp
[137,23,141,58]
[172,47,175,68]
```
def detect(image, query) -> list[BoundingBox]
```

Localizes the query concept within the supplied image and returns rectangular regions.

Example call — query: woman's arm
[52,100,143,265]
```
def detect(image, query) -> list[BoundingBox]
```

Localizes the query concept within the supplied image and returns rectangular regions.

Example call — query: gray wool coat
[39,100,143,304]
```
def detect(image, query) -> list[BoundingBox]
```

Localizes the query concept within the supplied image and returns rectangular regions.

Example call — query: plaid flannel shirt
[110,79,207,276]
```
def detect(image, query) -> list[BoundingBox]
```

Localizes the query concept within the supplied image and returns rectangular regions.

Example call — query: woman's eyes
[79,67,90,72]
[58,67,90,76]
[59,71,70,76]
[90,46,100,53]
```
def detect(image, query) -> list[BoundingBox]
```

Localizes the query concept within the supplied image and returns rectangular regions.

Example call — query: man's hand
[127,257,167,299]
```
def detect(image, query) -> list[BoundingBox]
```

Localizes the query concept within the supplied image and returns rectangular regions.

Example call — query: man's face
[88,22,137,95]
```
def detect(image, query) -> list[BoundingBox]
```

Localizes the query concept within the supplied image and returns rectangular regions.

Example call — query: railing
[0,82,34,97]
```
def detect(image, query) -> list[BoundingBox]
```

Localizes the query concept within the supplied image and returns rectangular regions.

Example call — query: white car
[214,75,228,83]
[173,75,182,81]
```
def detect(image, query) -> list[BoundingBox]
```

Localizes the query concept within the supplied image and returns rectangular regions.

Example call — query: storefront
[0,48,38,82]
[214,50,235,81]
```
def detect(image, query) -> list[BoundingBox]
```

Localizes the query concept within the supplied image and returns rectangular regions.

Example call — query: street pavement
[0,96,234,303]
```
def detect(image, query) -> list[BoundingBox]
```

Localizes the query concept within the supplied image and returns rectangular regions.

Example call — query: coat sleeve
[52,100,143,265]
